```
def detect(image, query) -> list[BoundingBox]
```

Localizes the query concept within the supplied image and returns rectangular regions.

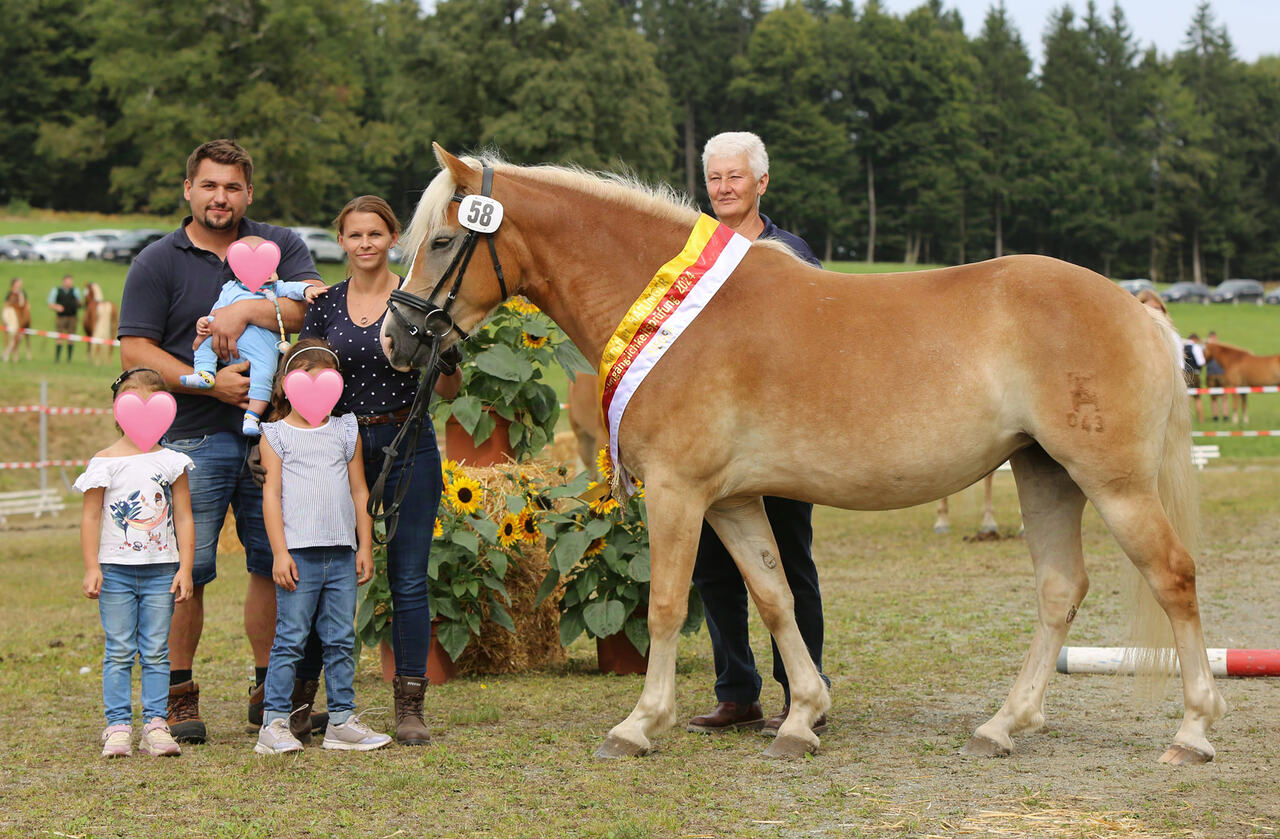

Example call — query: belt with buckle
[357,407,413,426]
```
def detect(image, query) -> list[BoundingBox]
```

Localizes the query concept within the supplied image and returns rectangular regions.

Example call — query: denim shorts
[163,431,272,585]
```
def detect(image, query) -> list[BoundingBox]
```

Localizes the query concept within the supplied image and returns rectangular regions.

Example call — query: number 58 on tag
[458,194,503,233]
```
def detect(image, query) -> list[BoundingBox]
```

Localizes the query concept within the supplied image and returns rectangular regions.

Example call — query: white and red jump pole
[1057,646,1280,677]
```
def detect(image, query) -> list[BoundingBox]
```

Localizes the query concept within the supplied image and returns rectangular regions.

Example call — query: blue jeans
[99,563,178,725]
[162,431,272,585]
[264,546,357,726]
[693,496,829,706]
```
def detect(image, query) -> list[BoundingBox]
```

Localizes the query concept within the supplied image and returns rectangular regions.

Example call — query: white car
[35,231,99,261]
[82,229,128,258]
[290,227,346,263]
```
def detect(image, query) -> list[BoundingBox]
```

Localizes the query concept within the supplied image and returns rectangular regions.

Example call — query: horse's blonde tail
[1,305,17,334]
[1126,306,1199,700]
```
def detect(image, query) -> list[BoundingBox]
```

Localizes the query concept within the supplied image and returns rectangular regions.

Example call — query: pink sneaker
[139,718,181,756]
[101,724,132,758]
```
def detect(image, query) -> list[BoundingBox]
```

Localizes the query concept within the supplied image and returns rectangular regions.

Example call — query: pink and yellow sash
[598,214,751,494]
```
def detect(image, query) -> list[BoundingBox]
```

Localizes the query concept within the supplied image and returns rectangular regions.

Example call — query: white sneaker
[255,718,303,755]
[101,723,132,758]
[138,718,181,756]
[322,712,392,751]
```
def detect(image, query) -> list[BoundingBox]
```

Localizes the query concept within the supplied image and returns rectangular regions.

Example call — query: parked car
[290,226,346,263]
[1118,279,1156,296]
[0,236,40,261]
[101,229,164,263]
[1161,281,1212,304]
[35,231,98,261]
[81,229,128,258]
[389,244,405,265]
[1264,286,1280,305]
[1210,278,1264,304]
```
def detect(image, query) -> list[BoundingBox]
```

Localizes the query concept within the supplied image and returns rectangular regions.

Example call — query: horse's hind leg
[704,498,829,759]
[596,481,706,758]
[933,496,951,534]
[979,472,998,535]
[965,446,1087,757]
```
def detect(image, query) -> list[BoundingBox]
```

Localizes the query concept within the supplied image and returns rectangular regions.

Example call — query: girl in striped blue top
[255,338,391,754]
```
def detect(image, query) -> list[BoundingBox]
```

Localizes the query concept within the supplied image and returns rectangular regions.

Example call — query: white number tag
[458,194,503,233]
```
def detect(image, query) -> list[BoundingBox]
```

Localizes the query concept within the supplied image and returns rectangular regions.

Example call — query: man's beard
[201,207,237,230]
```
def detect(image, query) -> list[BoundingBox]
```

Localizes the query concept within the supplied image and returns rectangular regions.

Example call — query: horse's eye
[431,236,452,250]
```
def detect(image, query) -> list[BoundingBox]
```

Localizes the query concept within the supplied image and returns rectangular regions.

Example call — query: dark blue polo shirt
[759,213,821,268]
[118,217,319,439]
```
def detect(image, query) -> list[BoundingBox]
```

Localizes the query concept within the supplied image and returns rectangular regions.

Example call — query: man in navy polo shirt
[117,139,321,743]
[685,131,831,738]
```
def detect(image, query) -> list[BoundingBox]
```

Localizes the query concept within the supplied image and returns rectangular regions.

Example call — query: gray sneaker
[322,712,393,751]
[254,718,303,755]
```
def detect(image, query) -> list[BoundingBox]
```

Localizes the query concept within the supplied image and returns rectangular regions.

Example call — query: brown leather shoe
[761,704,828,738]
[289,678,329,743]
[167,680,206,744]
[686,701,766,733]
[393,675,432,745]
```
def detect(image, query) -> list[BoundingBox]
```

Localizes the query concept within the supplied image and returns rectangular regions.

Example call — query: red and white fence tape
[1057,646,1280,677]
[1189,386,1280,395]
[0,459,92,471]
[1192,430,1280,438]
[0,326,120,346]
[0,405,112,416]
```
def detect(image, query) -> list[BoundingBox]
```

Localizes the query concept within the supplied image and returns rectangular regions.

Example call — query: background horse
[82,282,118,366]
[933,473,999,536]
[2,283,32,362]
[1203,339,1280,424]
[384,145,1223,766]
[568,372,607,478]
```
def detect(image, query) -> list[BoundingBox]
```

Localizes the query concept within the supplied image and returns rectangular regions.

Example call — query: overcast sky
[873,0,1278,68]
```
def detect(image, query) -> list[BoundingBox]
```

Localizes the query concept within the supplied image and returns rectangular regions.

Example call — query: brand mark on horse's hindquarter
[1066,604,1078,624]
[760,550,777,569]
[1066,373,1104,433]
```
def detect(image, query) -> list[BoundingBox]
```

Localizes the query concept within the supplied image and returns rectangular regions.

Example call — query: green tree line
[3,0,1277,280]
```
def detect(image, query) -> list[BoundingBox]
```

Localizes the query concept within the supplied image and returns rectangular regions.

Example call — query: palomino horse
[382,146,1224,765]
[568,372,607,478]
[1203,339,1280,425]
[2,286,32,362]
[933,472,998,535]
[82,283,118,366]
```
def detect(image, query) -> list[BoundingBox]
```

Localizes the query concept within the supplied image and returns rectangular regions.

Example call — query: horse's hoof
[763,733,818,759]
[1158,743,1213,765]
[934,525,951,535]
[594,734,649,759]
[962,734,1011,758]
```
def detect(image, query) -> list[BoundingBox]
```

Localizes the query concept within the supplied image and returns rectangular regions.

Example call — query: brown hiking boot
[393,675,431,745]
[289,678,329,743]
[167,680,206,744]
[247,680,265,730]
[685,701,766,733]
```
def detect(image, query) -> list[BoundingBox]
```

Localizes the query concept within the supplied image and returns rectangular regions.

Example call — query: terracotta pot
[596,631,648,675]
[379,618,457,685]
[445,412,514,467]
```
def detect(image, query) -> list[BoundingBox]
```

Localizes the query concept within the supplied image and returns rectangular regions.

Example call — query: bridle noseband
[370,165,508,543]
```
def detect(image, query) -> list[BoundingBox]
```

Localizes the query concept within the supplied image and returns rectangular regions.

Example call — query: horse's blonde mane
[402,152,699,268]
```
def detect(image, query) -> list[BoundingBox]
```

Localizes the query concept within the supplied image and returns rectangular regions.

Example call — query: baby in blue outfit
[181,236,323,436]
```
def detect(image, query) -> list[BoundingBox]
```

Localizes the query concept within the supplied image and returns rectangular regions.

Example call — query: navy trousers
[692,496,828,707]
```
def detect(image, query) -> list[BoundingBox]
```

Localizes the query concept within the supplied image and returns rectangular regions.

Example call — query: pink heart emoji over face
[113,391,177,452]
[227,239,281,293]
[284,368,344,426]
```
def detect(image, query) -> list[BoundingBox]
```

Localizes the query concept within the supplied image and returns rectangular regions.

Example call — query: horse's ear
[432,142,481,193]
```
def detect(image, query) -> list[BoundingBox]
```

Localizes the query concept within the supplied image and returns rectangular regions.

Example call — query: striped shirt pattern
[261,413,359,550]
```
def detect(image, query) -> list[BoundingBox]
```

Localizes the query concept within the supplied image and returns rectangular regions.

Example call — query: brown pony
[82,282,118,366]
[383,146,1224,765]
[1203,339,1280,424]
[2,278,32,362]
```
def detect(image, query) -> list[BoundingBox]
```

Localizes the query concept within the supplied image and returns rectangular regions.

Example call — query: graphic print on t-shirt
[107,472,174,553]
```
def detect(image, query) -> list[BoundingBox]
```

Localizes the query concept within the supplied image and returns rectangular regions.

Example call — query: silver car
[1211,279,1264,304]
[290,227,346,263]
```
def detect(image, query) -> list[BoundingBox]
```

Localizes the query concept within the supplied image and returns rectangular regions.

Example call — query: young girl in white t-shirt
[255,339,390,754]
[75,368,195,758]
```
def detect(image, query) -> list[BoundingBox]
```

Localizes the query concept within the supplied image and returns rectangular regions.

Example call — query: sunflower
[433,518,443,538]
[521,332,548,349]
[518,508,540,542]
[441,458,461,478]
[498,513,521,548]
[445,474,483,515]
[589,489,619,516]
[585,537,607,557]
[595,447,613,482]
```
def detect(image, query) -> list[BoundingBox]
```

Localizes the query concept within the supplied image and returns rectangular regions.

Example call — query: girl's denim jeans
[99,562,178,725]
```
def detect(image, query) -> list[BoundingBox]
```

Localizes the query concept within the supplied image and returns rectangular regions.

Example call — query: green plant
[535,459,703,654]
[434,297,592,461]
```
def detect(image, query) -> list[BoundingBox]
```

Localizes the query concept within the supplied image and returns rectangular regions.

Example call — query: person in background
[1205,331,1226,422]
[299,194,459,745]
[1182,333,1205,422]
[117,138,323,744]
[47,274,82,362]
[685,131,830,739]
[3,277,32,362]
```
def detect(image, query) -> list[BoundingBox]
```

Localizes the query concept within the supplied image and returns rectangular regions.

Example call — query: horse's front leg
[595,483,706,758]
[705,498,829,759]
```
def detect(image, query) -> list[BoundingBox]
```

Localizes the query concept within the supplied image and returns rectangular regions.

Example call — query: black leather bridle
[368,165,508,543]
